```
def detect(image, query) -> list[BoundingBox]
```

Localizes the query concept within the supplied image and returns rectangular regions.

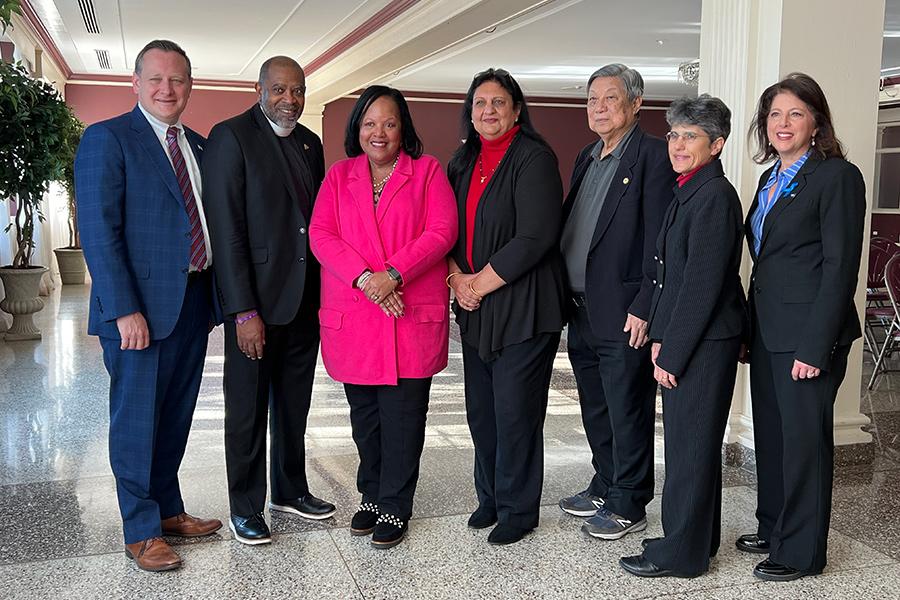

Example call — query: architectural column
[699,0,884,456]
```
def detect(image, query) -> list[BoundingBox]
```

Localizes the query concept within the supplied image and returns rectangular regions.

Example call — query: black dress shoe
[619,555,696,578]
[229,513,271,545]
[467,506,498,530]
[735,533,770,554]
[753,558,809,582]
[487,524,531,545]
[371,514,407,549]
[270,494,336,520]
[350,502,379,536]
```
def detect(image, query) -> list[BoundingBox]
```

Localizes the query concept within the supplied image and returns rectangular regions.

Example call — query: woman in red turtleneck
[446,69,565,546]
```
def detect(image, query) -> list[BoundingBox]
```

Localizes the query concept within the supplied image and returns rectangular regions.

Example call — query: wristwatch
[386,266,403,285]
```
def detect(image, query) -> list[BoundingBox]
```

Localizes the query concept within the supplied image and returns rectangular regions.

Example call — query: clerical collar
[260,104,296,137]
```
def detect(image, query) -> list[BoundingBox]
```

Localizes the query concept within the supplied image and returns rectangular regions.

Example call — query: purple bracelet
[236,310,258,325]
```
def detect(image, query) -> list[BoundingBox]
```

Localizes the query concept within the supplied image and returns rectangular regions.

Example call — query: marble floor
[1,286,899,599]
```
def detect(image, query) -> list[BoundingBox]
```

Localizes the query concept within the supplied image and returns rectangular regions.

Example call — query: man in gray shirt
[557,64,675,542]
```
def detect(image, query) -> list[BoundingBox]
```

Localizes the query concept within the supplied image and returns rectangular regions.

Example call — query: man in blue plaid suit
[75,40,223,572]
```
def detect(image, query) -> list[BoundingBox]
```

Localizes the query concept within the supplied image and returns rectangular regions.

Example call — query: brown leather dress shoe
[161,512,223,537]
[125,537,182,572]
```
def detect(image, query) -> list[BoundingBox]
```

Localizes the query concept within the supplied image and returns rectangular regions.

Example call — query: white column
[299,104,325,139]
[700,0,883,449]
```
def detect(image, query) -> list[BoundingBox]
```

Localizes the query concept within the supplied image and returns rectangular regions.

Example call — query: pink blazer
[309,152,458,385]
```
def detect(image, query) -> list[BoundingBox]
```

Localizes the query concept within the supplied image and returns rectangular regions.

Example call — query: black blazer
[449,133,566,361]
[745,156,865,370]
[202,105,325,324]
[647,159,747,377]
[564,126,676,341]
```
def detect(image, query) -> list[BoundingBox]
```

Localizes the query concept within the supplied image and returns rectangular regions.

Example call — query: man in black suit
[202,56,334,545]
[558,64,675,540]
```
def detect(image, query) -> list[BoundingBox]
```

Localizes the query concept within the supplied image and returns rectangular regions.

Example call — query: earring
[811,135,816,147]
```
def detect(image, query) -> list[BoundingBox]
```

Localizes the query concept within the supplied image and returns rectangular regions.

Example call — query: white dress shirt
[138,102,213,269]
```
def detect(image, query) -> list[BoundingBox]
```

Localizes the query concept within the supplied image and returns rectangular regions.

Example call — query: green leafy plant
[0,0,22,35]
[0,60,78,267]
[59,114,84,248]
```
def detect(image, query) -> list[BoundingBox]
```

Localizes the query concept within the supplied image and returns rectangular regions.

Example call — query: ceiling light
[656,40,664,45]
[485,26,497,34]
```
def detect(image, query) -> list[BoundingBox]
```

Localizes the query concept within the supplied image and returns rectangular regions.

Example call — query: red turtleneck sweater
[465,125,520,269]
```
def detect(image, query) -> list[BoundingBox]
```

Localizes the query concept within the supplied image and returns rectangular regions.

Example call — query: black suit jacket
[647,159,747,377]
[202,104,325,324]
[563,126,676,340]
[745,156,865,370]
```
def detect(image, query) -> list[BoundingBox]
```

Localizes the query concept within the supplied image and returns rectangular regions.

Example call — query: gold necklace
[372,154,400,203]
[478,149,506,184]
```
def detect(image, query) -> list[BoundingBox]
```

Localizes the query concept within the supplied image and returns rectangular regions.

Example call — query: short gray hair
[587,63,644,102]
[135,39,191,75]
[666,94,732,141]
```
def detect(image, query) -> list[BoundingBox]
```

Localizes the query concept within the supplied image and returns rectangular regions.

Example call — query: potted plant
[53,115,86,284]
[0,56,78,340]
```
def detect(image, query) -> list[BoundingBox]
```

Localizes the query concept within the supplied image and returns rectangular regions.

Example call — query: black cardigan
[449,133,566,361]
[647,159,747,377]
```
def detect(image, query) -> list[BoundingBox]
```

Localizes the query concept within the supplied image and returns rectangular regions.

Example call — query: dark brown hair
[748,72,845,164]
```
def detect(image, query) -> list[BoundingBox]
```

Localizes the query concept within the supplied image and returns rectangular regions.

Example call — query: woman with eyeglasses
[619,94,747,579]
[446,68,565,545]
[738,73,865,582]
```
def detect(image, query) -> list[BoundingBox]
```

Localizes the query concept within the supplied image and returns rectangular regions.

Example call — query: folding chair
[868,252,900,390]
[865,237,899,354]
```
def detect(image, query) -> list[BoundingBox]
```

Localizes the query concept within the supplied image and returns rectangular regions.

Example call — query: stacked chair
[868,249,900,390]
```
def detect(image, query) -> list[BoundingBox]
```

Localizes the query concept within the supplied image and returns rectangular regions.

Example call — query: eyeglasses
[665,131,709,143]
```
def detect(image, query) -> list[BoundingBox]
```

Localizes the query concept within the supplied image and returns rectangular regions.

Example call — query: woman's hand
[651,342,678,389]
[451,273,482,311]
[791,359,820,381]
[361,271,404,317]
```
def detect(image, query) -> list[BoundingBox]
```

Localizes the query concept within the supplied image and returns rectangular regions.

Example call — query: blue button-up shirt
[750,150,811,255]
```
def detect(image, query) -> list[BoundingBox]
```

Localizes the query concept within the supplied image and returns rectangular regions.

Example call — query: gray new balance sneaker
[558,490,606,517]
[582,507,647,540]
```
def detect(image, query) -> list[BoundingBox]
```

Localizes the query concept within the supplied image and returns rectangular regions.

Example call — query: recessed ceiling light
[657,39,664,45]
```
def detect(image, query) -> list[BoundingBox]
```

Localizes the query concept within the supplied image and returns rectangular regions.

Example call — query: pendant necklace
[372,154,400,205]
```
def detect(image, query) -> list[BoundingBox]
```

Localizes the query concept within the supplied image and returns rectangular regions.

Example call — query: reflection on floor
[1,286,899,599]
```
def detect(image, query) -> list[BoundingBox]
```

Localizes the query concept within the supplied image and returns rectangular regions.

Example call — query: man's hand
[651,341,677,389]
[117,312,150,350]
[623,313,649,349]
[236,310,265,360]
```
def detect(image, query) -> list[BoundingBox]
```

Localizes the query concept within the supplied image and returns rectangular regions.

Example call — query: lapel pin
[303,143,310,151]
[623,177,630,184]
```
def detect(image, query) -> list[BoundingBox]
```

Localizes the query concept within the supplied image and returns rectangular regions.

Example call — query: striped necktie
[165,126,207,271]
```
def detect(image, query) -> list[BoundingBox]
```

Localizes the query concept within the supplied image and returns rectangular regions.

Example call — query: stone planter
[0,266,49,341]
[53,247,87,285]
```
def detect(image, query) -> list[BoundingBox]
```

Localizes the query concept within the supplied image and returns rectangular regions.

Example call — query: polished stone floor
[1,286,899,599]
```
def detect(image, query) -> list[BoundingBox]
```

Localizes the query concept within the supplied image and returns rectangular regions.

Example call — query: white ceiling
[14,0,900,102]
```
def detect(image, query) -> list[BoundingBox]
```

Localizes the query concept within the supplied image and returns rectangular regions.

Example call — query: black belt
[187,269,210,282]
[569,291,587,308]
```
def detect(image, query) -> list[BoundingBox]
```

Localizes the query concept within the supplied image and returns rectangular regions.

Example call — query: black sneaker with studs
[370,513,407,549]
[350,502,379,536]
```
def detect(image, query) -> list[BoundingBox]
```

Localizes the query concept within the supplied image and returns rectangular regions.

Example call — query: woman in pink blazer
[310,86,457,549]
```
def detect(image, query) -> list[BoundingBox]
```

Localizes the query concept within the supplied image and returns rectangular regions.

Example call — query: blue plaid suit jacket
[75,105,220,340]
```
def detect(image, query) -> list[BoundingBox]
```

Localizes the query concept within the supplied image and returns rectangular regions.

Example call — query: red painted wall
[64,83,257,137]
[323,95,670,190]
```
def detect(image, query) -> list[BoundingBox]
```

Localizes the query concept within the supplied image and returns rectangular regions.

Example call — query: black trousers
[566,305,657,521]
[344,378,432,520]
[750,330,850,574]
[643,337,741,576]
[223,300,319,517]
[462,332,560,530]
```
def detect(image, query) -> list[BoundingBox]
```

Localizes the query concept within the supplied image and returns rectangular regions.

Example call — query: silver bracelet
[357,270,373,288]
